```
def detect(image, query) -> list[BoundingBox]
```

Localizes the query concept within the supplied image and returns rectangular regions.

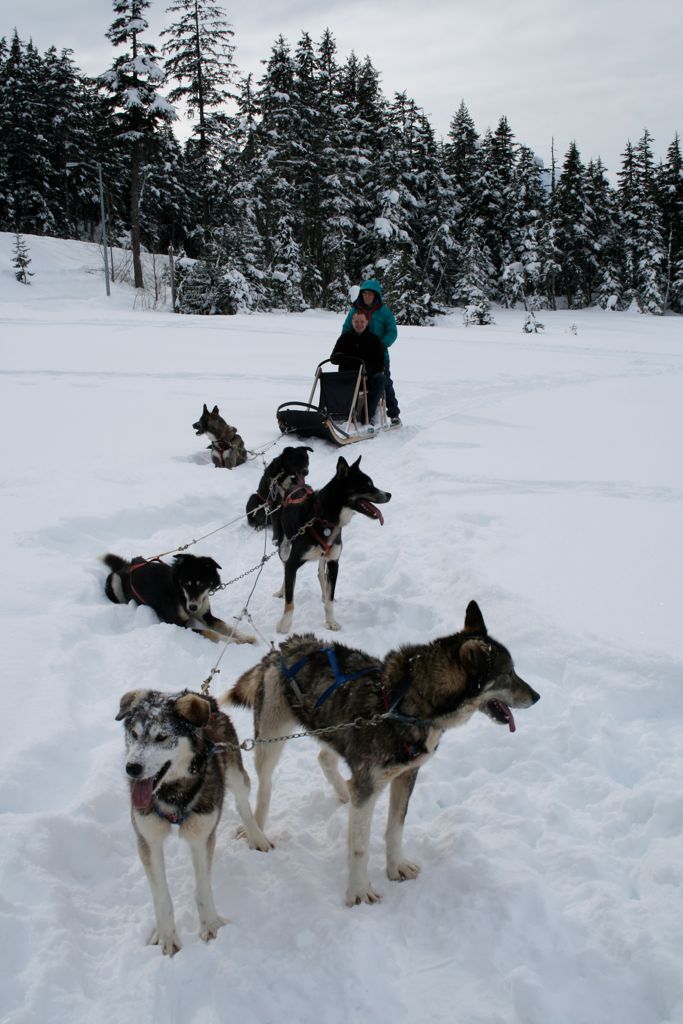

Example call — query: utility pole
[97,163,111,297]
[66,161,111,297]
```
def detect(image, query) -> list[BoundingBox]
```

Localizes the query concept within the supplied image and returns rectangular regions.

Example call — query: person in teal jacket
[342,279,401,425]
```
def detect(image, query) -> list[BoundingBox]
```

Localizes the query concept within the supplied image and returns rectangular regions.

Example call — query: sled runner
[276,359,381,447]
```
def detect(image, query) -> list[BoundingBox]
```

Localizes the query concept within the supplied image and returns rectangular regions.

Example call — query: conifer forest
[1,0,682,319]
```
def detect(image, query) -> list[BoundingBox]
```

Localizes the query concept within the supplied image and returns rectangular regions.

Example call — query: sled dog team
[105,411,541,955]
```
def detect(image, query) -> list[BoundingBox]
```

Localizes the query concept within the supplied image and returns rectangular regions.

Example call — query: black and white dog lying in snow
[102,553,256,644]
[116,688,272,956]
[274,455,391,634]
[245,444,313,543]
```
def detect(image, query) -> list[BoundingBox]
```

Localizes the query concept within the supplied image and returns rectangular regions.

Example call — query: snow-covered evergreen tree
[656,134,683,311]
[101,0,176,287]
[583,159,622,308]
[0,33,56,234]
[251,36,307,310]
[554,142,592,306]
[511,145,547,306]
[441,100,479,298]
[366,92,431,323]
[619,131,666,314]
[452,222,496,309]
[340,53,390,283]
[477,116,519,294]
[313,30,352,310]
[161,0,236,239]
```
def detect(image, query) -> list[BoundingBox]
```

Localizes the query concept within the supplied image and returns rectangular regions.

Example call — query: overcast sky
[8,0,682,178]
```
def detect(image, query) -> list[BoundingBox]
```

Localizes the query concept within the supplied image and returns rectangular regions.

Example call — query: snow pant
[384,358,400,418]
[366,371,386,421]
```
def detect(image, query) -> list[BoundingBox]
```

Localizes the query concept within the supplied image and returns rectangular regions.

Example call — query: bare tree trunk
[130,141,144,289]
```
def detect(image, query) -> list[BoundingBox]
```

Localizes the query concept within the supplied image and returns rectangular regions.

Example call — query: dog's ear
[304,446,313,454]
[351,455,361,469]
[174,692,211,727]
[459,638,492,679]
[208,557,222,571]
[336,456,350,476]
[115,689,146,721]
[202,403,209,413]
[211,405,219,415]
[463,600,487,635]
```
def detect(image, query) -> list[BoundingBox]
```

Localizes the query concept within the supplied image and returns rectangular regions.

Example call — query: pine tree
[476,116,519,295]
[0,33,56,234]
[619,131,666,314]
[584,158,622,308]
[554,142,592,307]
[215,72,269,310]
[508,145,547,306]
[101,0,176,287]
[12,231,33,283]
[252,36,306,310]
[161,0,236,237]
[452,222,496,309]
[313,30,352,310]
[442,100,479,300]
[656,134,683,311]
[339,53,390,282]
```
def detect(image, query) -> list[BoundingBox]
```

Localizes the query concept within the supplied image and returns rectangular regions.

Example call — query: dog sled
[276,358,383,447]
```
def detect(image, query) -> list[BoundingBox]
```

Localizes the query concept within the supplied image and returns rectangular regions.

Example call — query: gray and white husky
[116,688,272,956]
[223,601,540,907]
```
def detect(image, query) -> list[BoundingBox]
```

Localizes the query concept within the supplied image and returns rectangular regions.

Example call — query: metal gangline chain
[244,434,283,462]
[220,709,393,753]
[200,499,281,695]
[137,450,286,565]
[200,501,326,695]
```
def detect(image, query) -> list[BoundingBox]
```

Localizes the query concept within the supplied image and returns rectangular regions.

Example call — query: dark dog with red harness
[102,553,256,644]
[274,455,390,634]
[245,445,313,542]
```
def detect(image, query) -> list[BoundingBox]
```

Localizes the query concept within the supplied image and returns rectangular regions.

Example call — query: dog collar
[153,805,190,826]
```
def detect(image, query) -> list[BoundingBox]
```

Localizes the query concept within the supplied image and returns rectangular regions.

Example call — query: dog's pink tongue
[131,778,155,810]
[359,499,384,525]
[506,706,516,733]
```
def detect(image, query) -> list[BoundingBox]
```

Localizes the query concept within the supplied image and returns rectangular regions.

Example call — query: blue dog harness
[281,647,380,707]
[280,648,433,762]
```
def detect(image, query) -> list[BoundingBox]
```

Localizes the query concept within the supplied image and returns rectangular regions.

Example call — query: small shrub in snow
[522,311,544,333]
[12,233,33,285]
[464,297,495,325]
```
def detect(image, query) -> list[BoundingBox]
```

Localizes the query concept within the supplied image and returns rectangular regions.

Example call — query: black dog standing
[245,445,313,544]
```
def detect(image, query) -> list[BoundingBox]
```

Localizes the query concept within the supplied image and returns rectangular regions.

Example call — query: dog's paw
[273,585,284,599]
[247,831,275,853]
[325,619,342,631]
[148,927,182,956]
[199,916,227,942]
[276,614,293,634]
[345,884,383,907]
[387,860,421,882]
[235,824,275,851]
[231,631,257,645]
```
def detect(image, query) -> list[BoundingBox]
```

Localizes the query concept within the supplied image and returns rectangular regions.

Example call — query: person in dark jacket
[341,278,401,425]
[331,310,386,421]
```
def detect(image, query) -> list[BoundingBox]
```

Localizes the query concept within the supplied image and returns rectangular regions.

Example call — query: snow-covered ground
[1,234,681,1024]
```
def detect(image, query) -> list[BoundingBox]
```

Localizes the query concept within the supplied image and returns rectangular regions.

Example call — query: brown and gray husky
[193,404,247,468]
[223,600,539,907]
[116,688,272,956]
